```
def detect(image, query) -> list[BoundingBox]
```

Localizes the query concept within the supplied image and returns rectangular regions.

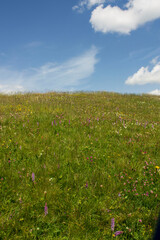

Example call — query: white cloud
[125,58,160,85]
[73,0,105,13]
[0,84,25,94]
[148,89,160,95]
[90,0,160,34]
[0,46,99,94]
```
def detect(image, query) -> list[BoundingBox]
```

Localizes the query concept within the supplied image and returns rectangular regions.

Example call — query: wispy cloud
[0,52,6,57]
[24,41,43,48]
[0,46,99,94]
[90,0,160,34]
[150,56,159,65]
[73,0,105,13]
[125,57,160,85]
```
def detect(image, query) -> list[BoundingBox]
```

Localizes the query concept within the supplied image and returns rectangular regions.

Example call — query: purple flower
[32,172,35,182]
[111,218,115,231]
[85,182,88,188]
[114,231,123,237]
[44,202,48,216]
[51,121,53,126]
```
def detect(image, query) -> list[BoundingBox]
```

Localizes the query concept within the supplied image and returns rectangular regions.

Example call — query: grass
[0,91,160,239]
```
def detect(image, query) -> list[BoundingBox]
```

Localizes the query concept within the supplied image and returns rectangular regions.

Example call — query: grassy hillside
[0,92,160,239]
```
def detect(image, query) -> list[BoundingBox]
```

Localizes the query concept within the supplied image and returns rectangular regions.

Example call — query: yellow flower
[155,166,160,169]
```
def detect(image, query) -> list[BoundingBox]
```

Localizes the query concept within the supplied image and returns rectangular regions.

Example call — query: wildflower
[44,202,48,216]
[138,219,142,222]
[111,218,115,231]
[155,166,160,169]
[85,182,88,188]
[44,191,47,196]
[114,231,123,237]
[32,172,35,182]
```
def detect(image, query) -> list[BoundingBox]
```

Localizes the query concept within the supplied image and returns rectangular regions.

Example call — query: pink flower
[111,218,115,231]
[32,172,35,182]
[44,202,48,216]
[139,219,142,222]
[114,231,123,236]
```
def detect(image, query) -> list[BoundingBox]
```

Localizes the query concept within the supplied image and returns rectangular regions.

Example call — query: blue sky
[0,0,160,94]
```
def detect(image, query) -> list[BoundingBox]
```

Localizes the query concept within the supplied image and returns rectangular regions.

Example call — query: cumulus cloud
[73,0,105,13]
[125,58,160,85]
[148,89,160,95]
[90,0,160,34]
[0,46,99,94]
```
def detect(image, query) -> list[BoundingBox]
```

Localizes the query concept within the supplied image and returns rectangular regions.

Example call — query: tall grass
[0,92,160,239]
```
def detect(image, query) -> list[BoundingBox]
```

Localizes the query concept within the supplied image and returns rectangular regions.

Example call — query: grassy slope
[0,92,160,239]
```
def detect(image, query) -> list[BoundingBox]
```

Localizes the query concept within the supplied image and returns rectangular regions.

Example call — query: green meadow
[0,92,160,240]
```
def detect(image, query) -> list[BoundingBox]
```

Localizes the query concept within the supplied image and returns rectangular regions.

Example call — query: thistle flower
[44,202,48,216]
[111,218,115,231]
